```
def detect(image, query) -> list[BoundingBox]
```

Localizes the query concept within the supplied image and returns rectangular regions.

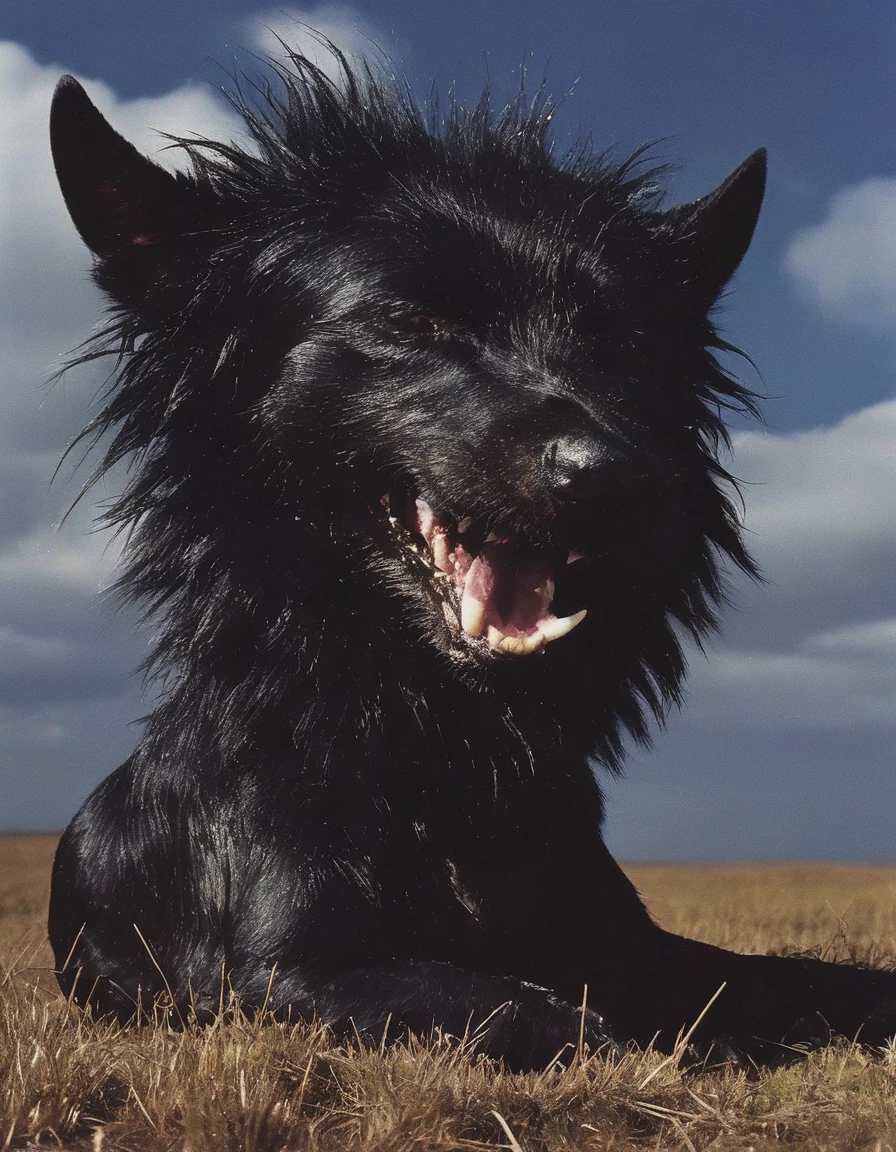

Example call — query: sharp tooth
[484,610,588,657]
[461,592,487,638]
[483,531,501,544]
[457,517,473,534]
[566,552,585,565]
[539,609,588,643]
[492,631,546,655]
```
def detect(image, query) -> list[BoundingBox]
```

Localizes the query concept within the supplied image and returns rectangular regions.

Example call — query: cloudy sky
[1,1,895,860]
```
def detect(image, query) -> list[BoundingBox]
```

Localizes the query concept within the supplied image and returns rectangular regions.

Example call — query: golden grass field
[3,834,896,1150]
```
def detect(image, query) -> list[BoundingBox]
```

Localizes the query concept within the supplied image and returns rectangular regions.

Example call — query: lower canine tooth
[539,609,588,643]
[457,517,472,534]
[486,611,588,656]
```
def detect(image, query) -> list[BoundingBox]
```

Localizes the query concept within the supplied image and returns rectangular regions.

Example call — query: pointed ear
[51,76,201,310]
[674,148,767,301]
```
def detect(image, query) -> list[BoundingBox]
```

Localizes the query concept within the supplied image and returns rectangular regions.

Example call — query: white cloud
[0,44,239,825]
[605,396,896,860]
[0,525,117,593]
[785,177,896,330]
[734,397,896,549]
[804,618,896,658]
[0,41,240,255]
[690,401,896,723]
[688,644,896,731]
[247,5,394,81]
[0,40,241,525]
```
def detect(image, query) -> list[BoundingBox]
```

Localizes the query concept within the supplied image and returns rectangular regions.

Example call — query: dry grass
[3,836,896,1150]
[626,862,896,964]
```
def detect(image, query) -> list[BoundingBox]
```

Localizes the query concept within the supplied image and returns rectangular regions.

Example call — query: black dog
[48,51,896,1069]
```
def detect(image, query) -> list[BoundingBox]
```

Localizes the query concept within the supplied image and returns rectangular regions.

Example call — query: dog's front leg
[234,957,613,1071]
[543,833,896,1059]
[659,935,896,1061]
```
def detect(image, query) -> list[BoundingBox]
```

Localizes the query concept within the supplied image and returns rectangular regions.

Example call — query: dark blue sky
[2,2,895,858]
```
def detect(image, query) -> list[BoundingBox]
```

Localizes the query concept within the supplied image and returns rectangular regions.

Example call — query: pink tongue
[461,542,555,639]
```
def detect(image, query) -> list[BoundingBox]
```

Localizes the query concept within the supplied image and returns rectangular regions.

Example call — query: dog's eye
[384,312,441,341]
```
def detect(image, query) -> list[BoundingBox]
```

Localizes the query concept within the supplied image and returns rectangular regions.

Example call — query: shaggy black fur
[48,51,896,1069]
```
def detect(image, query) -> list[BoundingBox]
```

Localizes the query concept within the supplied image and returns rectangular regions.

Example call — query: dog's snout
[543,433,618,503]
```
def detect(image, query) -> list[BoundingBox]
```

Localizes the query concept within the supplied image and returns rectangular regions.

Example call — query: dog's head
[51,54,763,730]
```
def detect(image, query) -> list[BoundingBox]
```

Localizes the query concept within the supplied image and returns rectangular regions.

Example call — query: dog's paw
[684,1012,834,1070]
[474,986,617,1071]
[854,996,896,1047]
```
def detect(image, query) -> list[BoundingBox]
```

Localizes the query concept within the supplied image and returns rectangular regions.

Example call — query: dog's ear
[51,75,201,311]
[671,148,767,302]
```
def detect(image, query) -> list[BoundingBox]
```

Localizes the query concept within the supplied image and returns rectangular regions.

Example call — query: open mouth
[382,490,588,656]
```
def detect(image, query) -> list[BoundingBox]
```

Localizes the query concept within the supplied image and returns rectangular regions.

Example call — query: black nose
[543,433,620,502]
